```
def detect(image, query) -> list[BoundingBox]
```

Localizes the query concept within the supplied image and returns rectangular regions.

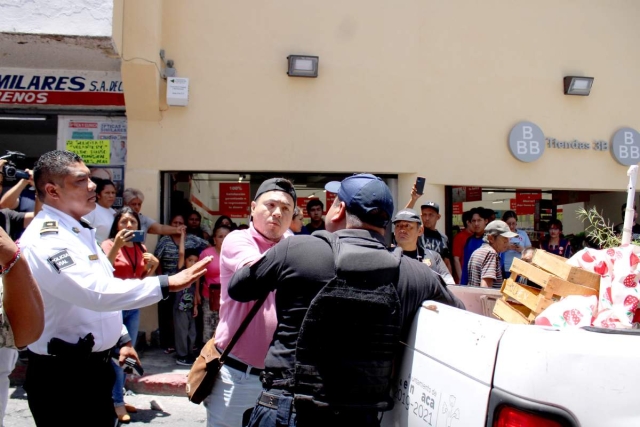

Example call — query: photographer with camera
[0,153,36,213]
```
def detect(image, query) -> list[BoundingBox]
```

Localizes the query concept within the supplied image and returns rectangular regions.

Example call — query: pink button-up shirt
[213,223,285,368]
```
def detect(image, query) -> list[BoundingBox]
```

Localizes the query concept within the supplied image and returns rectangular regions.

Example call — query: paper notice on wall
[66,139,111,164]
[59,116,127,166]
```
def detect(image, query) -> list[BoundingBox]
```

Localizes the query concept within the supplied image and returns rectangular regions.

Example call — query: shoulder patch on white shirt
[47,249,75,273]
[40,221,59,236]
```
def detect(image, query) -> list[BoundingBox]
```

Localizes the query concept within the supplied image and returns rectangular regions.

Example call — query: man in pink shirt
[204,178,296,427]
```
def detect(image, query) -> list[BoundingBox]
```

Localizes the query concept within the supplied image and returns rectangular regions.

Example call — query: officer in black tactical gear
[228,173,464,427]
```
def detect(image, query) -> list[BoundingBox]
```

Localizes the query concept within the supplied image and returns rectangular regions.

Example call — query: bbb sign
[611,128,640,166]
[508,121,640,166]
[508,122,545,163]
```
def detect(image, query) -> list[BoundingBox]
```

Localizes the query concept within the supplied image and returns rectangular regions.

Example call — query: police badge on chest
[47,249,75,273]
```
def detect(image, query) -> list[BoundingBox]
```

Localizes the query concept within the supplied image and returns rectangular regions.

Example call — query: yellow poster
[66,140,111,165]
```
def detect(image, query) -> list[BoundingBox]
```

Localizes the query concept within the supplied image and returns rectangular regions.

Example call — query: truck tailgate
[383,302,509,427]
[493,325,640,427]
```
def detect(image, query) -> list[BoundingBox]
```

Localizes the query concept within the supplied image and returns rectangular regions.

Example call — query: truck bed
[383,288,640,427]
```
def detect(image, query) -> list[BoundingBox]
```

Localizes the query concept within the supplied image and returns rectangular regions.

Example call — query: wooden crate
[492,298,532,324]
[530,249,600,291]
[492,249,600,324]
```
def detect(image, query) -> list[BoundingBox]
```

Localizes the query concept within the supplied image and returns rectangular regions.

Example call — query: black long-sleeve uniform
[228,229,465,377]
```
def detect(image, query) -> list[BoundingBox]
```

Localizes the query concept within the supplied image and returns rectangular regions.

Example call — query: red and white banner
[452,186,483,203]
[0,68,124,107]
[220,183,250,216]
[325,192,336,213]
[452,202,463,215]
[515,190,542,215]
[466,187,482,202]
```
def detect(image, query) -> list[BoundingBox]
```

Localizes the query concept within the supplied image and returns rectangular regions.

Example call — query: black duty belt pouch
[47,333,95,359]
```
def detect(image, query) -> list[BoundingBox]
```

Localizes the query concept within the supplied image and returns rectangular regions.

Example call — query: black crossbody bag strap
[219,293,269,363]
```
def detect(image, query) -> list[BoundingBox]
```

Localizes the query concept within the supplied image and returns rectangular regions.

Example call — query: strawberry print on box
[536,245,640,329]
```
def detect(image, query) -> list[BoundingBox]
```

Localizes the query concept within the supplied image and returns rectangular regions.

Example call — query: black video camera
[0,151,30,180]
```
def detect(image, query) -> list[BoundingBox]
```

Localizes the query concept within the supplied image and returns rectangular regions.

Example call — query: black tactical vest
[293,231,403,411]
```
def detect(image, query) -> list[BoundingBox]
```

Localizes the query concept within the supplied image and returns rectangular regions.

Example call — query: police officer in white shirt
[19,150,212,427]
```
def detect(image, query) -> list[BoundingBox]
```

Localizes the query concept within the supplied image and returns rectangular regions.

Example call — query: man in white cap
[467,220,518,288]
[392,208,454,285]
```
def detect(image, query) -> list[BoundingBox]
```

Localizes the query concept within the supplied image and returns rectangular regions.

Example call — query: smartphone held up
[415,177,426,196]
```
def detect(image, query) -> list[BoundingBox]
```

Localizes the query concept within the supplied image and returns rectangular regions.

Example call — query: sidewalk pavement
[9,347,192,397]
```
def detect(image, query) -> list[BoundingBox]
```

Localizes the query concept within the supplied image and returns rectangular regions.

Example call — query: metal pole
[621,165,639,245]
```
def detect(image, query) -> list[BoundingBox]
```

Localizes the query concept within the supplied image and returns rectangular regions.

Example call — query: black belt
[257,391,296,412]
[217,348,262,376]
[29,348,112,364]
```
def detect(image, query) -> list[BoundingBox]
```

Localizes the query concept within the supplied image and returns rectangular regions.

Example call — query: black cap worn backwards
[254,178,297,204]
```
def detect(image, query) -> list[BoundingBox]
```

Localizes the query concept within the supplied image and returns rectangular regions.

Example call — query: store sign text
[0,68,124,107]
[509,121,640,166]
[546,138,609,151]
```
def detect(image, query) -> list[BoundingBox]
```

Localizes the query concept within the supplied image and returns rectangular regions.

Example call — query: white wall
[0,0,113,37]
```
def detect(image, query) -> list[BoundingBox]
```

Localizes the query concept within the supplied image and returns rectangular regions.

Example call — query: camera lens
[3,165,15,178]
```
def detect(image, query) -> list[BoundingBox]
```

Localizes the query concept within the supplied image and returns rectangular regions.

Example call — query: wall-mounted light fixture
[287,55,319,78]
[238,174,246,183]
[563,76,594,96]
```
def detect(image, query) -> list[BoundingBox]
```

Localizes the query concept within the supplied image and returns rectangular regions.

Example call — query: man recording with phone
[405,177,453,276]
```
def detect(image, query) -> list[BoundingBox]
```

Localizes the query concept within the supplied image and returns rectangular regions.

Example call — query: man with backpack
[227,173,464,427]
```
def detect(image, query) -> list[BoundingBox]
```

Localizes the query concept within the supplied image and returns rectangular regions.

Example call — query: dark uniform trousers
[25,351,116,427]
[247,390,381,427]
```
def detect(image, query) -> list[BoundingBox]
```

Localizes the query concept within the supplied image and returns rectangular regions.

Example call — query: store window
[446,186,634,250]
[160,172,398,242]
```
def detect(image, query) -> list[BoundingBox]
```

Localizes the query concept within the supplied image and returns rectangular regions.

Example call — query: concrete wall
[0,0,114,37]
[123,1,640,189]
[118,0,640,339]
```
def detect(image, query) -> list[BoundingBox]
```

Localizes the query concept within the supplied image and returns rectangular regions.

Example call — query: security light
[287,55,319,78]
[563,76,594,96]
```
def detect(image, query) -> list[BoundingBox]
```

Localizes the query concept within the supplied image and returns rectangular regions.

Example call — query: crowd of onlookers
[0,164,630,424]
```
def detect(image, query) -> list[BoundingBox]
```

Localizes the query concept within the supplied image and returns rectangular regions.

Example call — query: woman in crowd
[101,207,160,423]
[500,210,531,277]
[214,215,236,231]
[541,219,572,258]
[154,214,209,353]
[84,178,117,243]
[187,210,210,240]
[289,207,308,235]
[198,224,231,342]
[123,188,186,240]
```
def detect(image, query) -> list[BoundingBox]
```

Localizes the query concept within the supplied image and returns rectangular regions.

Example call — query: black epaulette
[40,220,59,236]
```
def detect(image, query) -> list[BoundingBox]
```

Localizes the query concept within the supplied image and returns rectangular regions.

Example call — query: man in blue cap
[227,173,463,427]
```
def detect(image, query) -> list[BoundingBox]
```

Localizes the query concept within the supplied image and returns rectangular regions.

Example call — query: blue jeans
[112,309,140,406]
[246,391,381,427]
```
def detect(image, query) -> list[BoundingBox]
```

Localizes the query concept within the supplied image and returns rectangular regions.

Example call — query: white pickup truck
[382,286,640,427]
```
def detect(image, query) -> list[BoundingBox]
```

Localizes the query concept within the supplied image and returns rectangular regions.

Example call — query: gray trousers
[174,308,196,358]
